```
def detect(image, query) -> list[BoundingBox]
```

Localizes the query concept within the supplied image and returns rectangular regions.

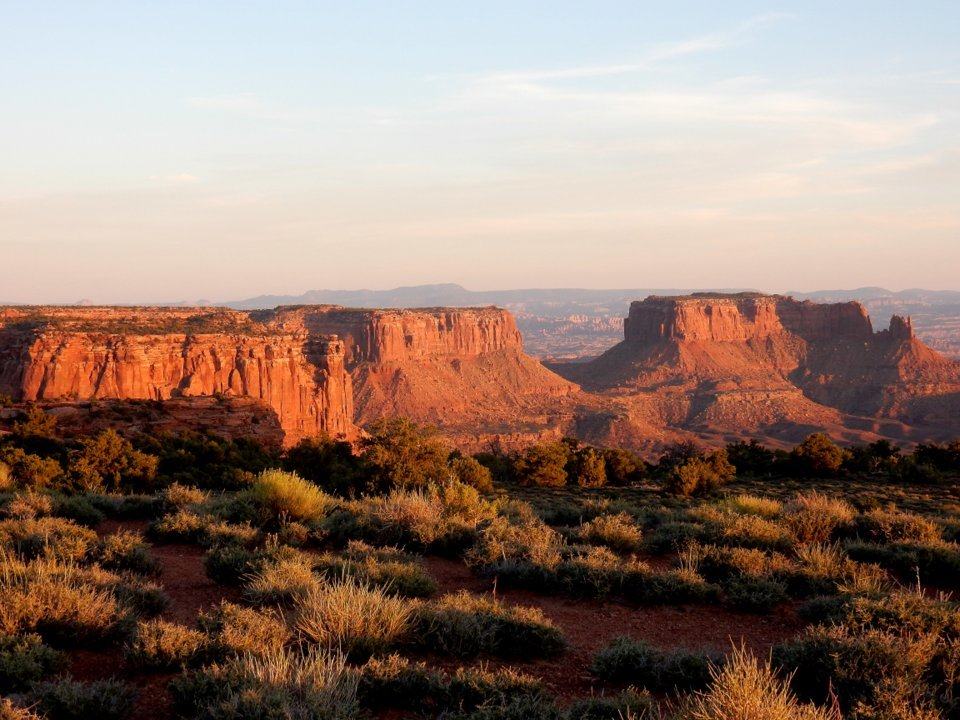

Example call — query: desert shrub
[413,590,565,659]
[0,517,97,563]
[790,433,848,478]
[567,447,607,488]
[1,490,53,520]
[591,636,716,691]
[361,418,451,491]
[725,440,777,476]
[691,545,775,583]
[623,567,718,605]
[293,578,412,661]
[600,448,648,486]
[678,646,839,720]
[556,546,628,598]
[513,442,570,487]
[665,450,736,497]
[141,430,277,490]
[576,513,642,554]
[358,653,542,712]
[564,689,658,720]
[846,539,960,588]
[642,521,704,554]
[148,509,207,543]
[125,619,207,670]
[719,494,782,518]
[706,512,794,551]
[0,698,43,720]
[0,462,12,492]
[248,469,333,524]
[0,448,63,489]
[65,429,158,493]
[243,551,318,605]
[198,601,290,659]
[852,508,941,544]
[0,556,130,645]
[25,677,136,720]
[778,543,888,598]
[774,624,935,716]
[50,495,105,526]
[170,647,359,720]
[0,632,67,692]
[467,501,563,573]
[450,456,494,492]
[283,434,367,496]
[782,492,855,544]
[722,576,789,613]
[160,482,208,510]
[330,481,491,554]
[96,531,159,575]
[314,542,437,598]
[417,693,561,720]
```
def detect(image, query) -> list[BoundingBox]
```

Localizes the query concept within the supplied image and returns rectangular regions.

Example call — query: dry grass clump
[576,512,643,554]
[125,619,207,670]
[853,507,941,544]
[170,647,359,720]
[783,492,855,544]
[466,501,564,571]
[720,494,783,519]
[1,489,53,520]
[96,530,159,575]
[314,541,437,598]
[0,554,129,645]
[0,517,97,563]
[679,646,839,720]
[0,698,43,720]
[293,578,413,660]
[243,551,318,606]
[198,601,290,659]
[160,482,209,510]
[248,469,334,523]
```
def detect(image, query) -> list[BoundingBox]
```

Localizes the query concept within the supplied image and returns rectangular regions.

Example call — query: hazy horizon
[3,2,959,303]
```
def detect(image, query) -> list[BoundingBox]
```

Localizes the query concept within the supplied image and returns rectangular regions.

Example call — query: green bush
[0,632,67,692]
[564,689,657,720]
[65,429,158,493]
[450,456,494,492]
[665,450,736,497]
[413,591,565,659]
[591,636,716,691]
[722,576,789,613]
[513,442,570,487]
[25,677,136,720]
[790,433,848,478]
[623,567,718,605]
[361,418,451,491]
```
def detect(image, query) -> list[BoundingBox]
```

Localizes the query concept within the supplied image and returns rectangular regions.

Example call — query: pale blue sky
[2,1,958,303]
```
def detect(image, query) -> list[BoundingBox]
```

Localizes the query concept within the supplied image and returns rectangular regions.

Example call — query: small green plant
[25,677,136,720]
[591,636,716,691]
[0,632,67,692]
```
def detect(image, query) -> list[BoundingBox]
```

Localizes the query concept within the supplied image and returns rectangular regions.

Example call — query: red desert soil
[70,521,804,718]
[421,556,804,701]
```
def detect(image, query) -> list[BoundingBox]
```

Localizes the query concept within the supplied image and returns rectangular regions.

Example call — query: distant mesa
[1,293,959,453]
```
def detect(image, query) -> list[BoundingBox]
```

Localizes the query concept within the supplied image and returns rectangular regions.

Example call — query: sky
[1,1,959,304]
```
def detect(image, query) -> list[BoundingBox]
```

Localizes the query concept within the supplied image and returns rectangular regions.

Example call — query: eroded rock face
[0,307,353,445]
[0,305,578,449]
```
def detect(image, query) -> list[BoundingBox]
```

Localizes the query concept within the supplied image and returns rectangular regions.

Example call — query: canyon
[2,294,959,454]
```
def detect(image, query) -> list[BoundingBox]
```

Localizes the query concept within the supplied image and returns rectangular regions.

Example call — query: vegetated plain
[2,406,960,719]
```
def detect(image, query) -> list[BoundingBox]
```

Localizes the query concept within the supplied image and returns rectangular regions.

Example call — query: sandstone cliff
[0,305,579,449]
[0,307,354,445]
